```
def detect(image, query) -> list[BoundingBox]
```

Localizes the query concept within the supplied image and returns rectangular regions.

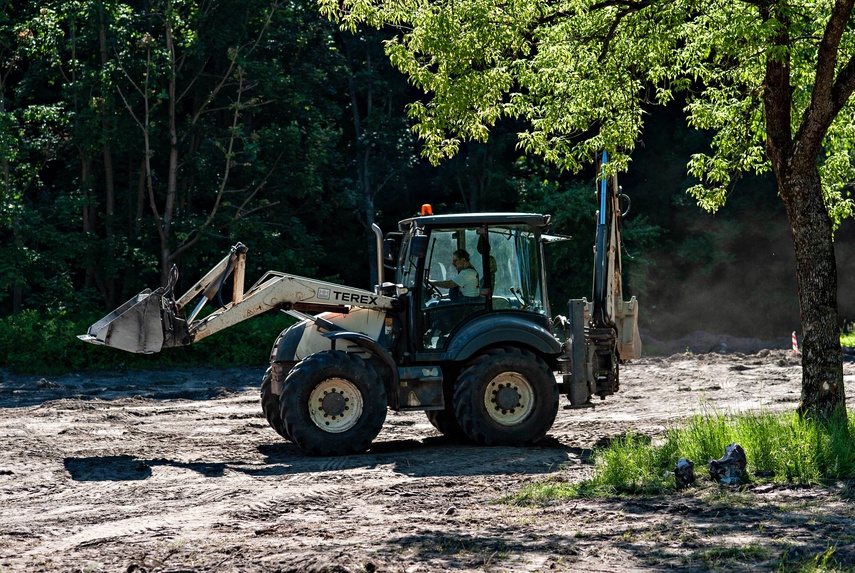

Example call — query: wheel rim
[483,371,535,426]
[308,377,364,433]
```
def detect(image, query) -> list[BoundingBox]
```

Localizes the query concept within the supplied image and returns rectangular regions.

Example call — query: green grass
[841,323,855,348]
[505,410,855,504]
[778,547,855,573]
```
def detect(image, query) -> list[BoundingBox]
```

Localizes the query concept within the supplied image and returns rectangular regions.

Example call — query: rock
[36,378,61,389]
[674,458,695,489]
[709,443,747,485]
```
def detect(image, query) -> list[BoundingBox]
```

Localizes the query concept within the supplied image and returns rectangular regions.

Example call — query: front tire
[260,368,290,440]
[453,346,558,446]
[280,351,387,456]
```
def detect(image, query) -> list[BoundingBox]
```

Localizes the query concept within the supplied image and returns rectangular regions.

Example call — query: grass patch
[694,543,771,567]
[505,410,855,504]
[778,546,855,573]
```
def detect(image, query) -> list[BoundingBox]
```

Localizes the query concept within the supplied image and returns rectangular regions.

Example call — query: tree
[320,0,855,420]
[112,0,282,286]
[336,27,416,285]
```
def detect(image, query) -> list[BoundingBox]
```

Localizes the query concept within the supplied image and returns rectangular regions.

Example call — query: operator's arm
[430,279,457,289]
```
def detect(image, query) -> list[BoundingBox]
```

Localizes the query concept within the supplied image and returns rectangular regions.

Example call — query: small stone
[675,458,695,489]
[444,506,456,515]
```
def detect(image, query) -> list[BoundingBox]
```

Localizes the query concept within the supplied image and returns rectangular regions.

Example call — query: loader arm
[79,244,400,354]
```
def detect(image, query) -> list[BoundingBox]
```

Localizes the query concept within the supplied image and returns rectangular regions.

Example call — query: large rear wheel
[426,407,465,439]
[280,351,387,456]
[425,374,466,438]
[453,347,558,446]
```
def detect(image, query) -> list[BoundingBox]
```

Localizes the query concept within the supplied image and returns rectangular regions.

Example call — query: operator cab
[396,213,553,351]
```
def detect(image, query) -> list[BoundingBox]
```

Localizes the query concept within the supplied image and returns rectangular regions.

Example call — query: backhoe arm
[79,244,399,354]
[562,151,641,405]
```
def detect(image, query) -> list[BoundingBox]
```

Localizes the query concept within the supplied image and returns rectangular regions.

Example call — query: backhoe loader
[80,152,641,455]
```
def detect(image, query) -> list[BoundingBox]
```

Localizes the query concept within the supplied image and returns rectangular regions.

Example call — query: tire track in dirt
[1,349,852,572]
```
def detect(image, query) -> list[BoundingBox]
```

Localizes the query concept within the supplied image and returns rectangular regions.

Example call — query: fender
[444,312,561,362]
[271,319,310,363]
[323,331,399,388]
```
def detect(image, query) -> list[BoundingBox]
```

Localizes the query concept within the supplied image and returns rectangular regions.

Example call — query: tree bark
[779,168,846,420]
[761,0,848,421]
[99,1,117,307]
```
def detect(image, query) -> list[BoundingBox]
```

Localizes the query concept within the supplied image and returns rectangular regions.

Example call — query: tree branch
[794,0,855,162]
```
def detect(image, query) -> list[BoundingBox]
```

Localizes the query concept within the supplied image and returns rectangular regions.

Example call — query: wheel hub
[308,377,363,433]
[484,372,535,426]
[320,390,347,417]
[494,384,521,410]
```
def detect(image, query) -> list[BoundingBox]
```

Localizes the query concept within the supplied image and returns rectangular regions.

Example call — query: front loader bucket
[78,289,165,354]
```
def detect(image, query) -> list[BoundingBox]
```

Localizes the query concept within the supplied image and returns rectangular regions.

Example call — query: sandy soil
[1,347,853,573]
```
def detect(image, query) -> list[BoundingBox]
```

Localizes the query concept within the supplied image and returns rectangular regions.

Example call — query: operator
[430,249,480,299]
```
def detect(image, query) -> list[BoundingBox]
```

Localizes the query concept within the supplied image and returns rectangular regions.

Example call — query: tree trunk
[161,8,179,287]
[99,2,117,307]
[779,167,846,420]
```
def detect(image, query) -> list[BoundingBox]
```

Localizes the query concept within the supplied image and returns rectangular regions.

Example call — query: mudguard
[443,312,561,362]
[271,307,387,363]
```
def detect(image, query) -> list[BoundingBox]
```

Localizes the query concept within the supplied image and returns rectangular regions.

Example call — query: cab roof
[398,212,551,232]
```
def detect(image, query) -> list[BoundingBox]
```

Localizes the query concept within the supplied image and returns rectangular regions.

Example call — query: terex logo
[334,291,378,305]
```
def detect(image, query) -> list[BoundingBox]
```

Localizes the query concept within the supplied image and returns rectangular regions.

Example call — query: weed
[777,546,855,573]
[696,543,771,567]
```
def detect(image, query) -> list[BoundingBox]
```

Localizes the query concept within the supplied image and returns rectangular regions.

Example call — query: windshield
[488,225,547,315]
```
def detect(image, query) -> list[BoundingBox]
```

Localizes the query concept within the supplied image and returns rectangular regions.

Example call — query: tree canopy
[321,0,855,418]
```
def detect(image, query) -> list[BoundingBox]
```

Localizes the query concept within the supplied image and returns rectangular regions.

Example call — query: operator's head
[452,249,471,270]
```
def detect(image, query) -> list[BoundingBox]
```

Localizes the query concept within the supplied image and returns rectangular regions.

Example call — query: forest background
[2,0,854,371]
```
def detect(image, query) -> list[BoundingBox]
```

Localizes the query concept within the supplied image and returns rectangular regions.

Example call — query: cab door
[418,227,487,350]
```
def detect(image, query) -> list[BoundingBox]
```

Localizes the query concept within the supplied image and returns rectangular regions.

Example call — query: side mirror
[410,235,428,259]
[383,238,396,261]
[383,232,403,261]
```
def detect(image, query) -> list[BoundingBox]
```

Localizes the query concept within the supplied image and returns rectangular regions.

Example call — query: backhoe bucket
[616,297,641,361]
[78,289,165,354]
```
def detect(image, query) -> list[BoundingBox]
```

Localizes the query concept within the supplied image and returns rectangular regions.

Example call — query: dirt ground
[1,343,854,573]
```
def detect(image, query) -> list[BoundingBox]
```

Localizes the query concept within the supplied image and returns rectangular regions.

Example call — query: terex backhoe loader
[80,153,641,455]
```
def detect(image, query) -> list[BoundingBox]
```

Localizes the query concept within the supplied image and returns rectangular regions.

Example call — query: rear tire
[280,351,387,456]
[260,367,290,440]
[453,346,558,446]
[426,408,465,439]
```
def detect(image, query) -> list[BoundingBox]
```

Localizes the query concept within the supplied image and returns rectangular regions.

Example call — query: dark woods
[1,0,849,342]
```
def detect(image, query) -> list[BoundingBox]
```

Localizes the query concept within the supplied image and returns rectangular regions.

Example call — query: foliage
[321,0,855,220]
[321,0,855,418]
[505,410,855,503]
[0,309,292,373]
[3,0,854,373]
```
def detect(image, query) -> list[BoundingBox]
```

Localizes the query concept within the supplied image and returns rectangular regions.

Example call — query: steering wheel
[425,279,443,299]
